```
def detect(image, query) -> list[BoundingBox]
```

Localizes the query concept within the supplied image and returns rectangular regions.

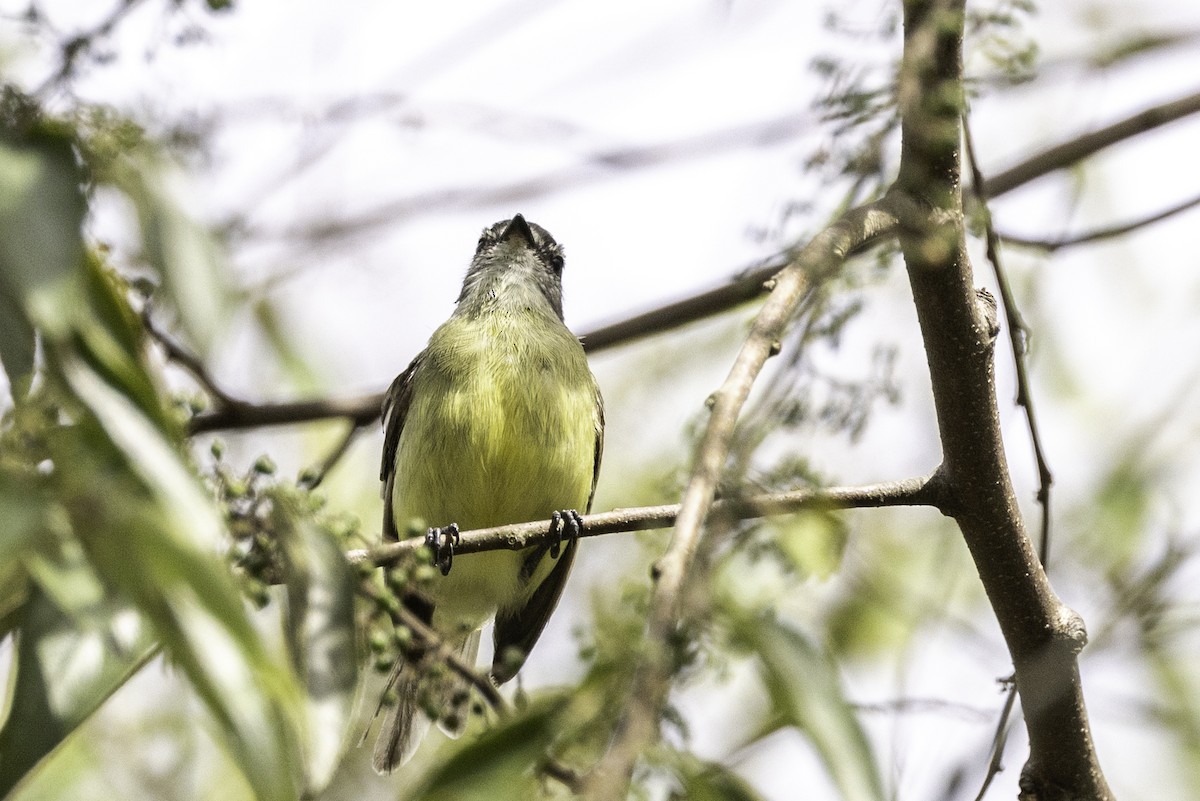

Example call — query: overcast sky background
[4,1,1200,799]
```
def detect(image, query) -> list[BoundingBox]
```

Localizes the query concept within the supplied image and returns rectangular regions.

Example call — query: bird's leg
[548,509,583,559]
[424,523,460,576]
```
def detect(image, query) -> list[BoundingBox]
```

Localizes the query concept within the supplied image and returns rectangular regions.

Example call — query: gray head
[456,214,566,320]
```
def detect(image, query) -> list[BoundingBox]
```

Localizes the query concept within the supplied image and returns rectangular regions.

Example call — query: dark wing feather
[380,353,423,542]
[491,386,605,684]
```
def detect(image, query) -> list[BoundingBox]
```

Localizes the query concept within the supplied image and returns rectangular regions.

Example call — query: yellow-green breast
[389,308,598,628]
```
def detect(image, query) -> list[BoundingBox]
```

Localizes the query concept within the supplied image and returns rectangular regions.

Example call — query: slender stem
[297,423,366,490]
[34,0,151,98]
[962,113,1054,565]
[1000,190,1200,251]
[143,308,240,408]
[347,475,941,569]
[981,87,1200,198]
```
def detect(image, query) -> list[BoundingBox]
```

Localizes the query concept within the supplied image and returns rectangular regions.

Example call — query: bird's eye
[543,246,564,275]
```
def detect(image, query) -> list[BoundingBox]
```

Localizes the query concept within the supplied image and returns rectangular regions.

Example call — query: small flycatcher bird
[372,214,604,772]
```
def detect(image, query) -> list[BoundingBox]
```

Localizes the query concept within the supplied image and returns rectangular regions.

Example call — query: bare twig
[973,677,1018,801]
[1000,189,1200,251]
[981,87,1200,198]
[581,200,900,800]
[347,475,941,570]
[143,307,240,408]
[963,112,1055,565]
[297,423,367,490]
[186,393,381,435]
[34,0,151,98]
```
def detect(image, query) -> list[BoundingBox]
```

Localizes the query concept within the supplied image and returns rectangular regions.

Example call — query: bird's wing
[380,353,423,542]
[491,387,605,684]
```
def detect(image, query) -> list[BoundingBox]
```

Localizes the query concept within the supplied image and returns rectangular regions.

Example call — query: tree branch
[890,2,1112,799]
[981,87,1200,198]
[346,475,941,570]
[999,189,1200,251]
[580,199,900,801]
[187,393,381,435]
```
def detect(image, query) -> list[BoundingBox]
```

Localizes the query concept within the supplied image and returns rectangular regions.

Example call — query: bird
[372,214,604,772]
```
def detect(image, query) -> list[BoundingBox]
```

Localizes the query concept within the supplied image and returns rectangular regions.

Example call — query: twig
[391,601,506,711]
[144,309,381,436]
[362,555,588,794]
[581,199,900,801]
[973,676,1018,801]
[179,89,1200,438]
[182,81,1200,437]
[297,422,366,490]
[963,113,1055,566]
[34,0,151,98]
[999,190,1200,251]
[347,475,941,569]
[186,393,381,435]
[359,580,506,712]
[143,307,240,408]
[981,87,1200,198]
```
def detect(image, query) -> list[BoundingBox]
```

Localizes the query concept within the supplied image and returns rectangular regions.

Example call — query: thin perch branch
[347,475,941,569]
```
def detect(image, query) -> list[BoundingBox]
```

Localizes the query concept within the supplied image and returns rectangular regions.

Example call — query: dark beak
[500,214,536,248]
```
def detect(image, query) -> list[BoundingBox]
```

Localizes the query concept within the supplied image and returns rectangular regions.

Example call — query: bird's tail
[371,629,481,774]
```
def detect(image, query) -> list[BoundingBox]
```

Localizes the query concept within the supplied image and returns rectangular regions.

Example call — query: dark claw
[548,512,562,559]
[548,509,583,559]
[425,523,460,576]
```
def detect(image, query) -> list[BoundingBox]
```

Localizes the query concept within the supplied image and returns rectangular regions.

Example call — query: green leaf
[0,586,157,797]
[771,511,848,580]
[109,150,231,356]
[279,505,357,793]
[0,132,87,340]
[672,754,767,801]
[70,252,178,435]
[0,473,47,639]
[0,288,35,396]
[56,356,304,801]
[414,698,561,801]
[740,615,884,801]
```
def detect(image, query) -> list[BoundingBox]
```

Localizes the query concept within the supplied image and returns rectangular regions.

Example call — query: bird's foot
[548,509,583,559]
[425,523,460,576]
